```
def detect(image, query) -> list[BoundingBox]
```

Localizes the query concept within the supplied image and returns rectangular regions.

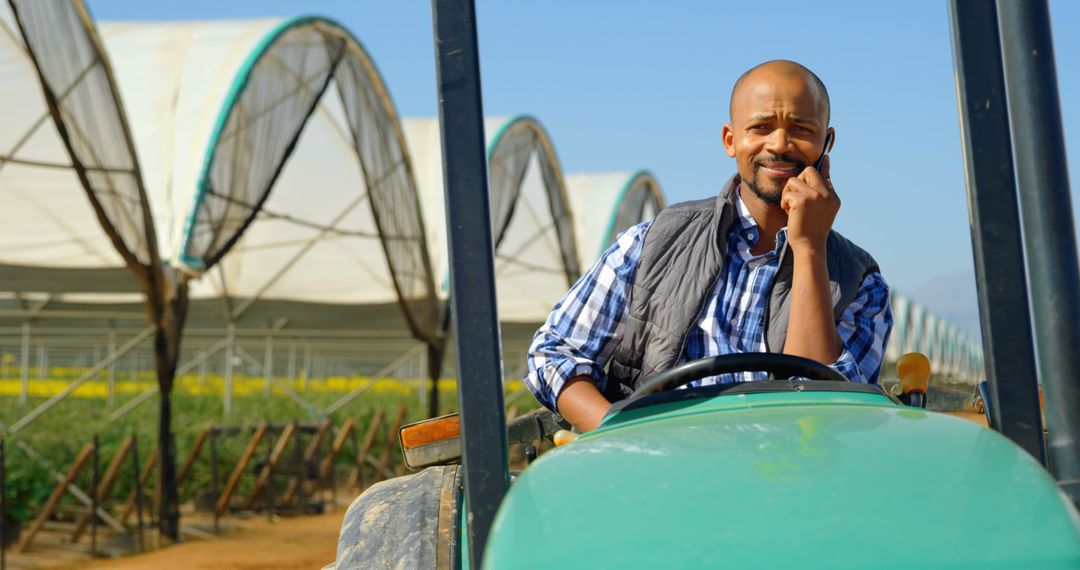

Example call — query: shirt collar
[732,188,788,258]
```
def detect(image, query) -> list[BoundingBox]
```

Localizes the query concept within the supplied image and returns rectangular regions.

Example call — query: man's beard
[746,173,784,206]
[747,155,806,206]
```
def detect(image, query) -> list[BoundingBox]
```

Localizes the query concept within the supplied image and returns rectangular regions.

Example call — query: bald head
[729,60,830,125]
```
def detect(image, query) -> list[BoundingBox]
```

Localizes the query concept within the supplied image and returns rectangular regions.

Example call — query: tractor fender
[325,464,462,569]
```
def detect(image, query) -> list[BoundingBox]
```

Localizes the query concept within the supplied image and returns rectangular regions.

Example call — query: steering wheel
[629,353,850,399]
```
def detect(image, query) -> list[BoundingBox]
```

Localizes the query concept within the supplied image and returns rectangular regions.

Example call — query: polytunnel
[404,115,581,324]
[884,294,984,383]
[2,8,443,386]
[98,16,440,343]
[565,170,666,266]
[1,2,442,539]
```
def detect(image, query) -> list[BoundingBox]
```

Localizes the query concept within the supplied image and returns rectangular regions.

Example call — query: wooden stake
[216,424,268,516]
[318,418,354,481]
[72,436,134,541]
[280,419,331,503]
[346,409,385,488]
[177,428,211,487]
[377,406,408,481]
[243,422,296,510]
[117,444,157,526]
[17,442,94,552]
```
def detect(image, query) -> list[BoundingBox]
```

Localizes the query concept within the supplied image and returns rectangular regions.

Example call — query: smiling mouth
[757,163,802,178]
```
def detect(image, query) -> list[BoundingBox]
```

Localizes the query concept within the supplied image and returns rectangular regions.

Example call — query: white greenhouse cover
[0,6,127,274]
[404,116,579,323]
[564,171,664,267]
[98,20,405,306]
[1,17,417,313]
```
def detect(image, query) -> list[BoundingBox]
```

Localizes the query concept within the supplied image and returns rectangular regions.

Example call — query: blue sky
[89,0,1078,297]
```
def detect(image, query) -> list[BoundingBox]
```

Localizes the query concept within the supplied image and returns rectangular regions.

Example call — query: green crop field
[0,375,536,529]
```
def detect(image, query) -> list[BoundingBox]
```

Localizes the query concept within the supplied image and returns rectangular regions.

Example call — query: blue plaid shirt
[525,191,894,412]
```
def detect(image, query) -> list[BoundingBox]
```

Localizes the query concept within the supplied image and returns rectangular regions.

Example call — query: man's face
[722,68,833,206]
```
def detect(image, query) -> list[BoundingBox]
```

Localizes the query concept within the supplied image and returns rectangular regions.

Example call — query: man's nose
[764,128,794,154]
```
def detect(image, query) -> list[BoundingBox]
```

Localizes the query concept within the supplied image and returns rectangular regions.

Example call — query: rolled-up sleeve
[830,271,893,384]
[524,223,648,411]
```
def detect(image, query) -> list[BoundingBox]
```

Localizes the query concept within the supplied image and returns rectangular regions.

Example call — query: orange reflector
[553,430,578,447]
[400,415,461,449]
[897,352,931,394]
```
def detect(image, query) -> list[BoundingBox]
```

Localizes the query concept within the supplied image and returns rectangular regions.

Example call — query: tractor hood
[484,391,1080,569]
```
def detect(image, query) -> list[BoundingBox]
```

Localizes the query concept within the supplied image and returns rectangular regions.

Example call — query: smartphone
[814,131,834,171]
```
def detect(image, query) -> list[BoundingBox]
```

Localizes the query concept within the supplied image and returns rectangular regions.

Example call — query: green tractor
[326,1,1080,568]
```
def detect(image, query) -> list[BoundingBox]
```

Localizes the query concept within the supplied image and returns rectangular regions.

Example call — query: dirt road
[78,511,345,570]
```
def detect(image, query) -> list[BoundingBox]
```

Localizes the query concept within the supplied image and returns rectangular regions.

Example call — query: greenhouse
[565,170,666,266]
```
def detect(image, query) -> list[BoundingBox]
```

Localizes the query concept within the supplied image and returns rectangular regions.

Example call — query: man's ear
[722,123,736,158]
[826,127,836,153]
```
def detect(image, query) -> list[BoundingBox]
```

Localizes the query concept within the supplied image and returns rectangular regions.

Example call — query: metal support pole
[91,435,99,558]
[264,435,273,521]
[287,343,297,384]
[1,438,6,570]
[224,324,235,417]
[293,431,304,512]
[947,0,1045,461]
[37,345,45,383]
[210,429,220,535]
[302,345,312,391]
[19,322,29,406]
[107,328,117,407]
[131,434,145,552]
[996,0,1080,505]
[431,0,510,563]
[263,335,273,399]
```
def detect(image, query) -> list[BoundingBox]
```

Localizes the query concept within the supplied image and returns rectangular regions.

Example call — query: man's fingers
[797,166,831,198]
[785,177,825,200]
[781,188,807,212]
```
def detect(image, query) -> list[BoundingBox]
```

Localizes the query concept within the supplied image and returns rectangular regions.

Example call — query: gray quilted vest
[604,175,880,400]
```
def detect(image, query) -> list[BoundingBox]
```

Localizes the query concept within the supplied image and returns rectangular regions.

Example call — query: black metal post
[329,434,337,507]
[131,434,145,552]
[91,435,99,558]
[293,431,304,513]
[431,0,510,563]
[265,433,274,522]
[947,0,1046,462]
[996,0,1080,505]
[1,438,6,570]
[427,342,444,419]
[209,429,220,535]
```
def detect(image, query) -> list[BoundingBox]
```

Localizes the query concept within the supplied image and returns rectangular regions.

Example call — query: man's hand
[781,155,839,253]
[781,154,843,365]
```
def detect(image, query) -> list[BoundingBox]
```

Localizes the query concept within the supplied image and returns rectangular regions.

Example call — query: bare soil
[74,511,344,570]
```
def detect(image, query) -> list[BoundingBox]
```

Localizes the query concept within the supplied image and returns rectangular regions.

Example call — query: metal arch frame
[335,32,441,345]
[177,16,347,271]
[597,169,667,259]
[486,115,582,285]
[7,0,162,287]
[174,15,441,347]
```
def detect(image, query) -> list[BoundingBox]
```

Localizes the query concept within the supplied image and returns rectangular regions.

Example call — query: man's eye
[749,125,771,132]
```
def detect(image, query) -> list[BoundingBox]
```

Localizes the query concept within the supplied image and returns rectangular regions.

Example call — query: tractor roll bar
[996,0,1080,506]
[948,0,1045,462]
[431,0,511,565]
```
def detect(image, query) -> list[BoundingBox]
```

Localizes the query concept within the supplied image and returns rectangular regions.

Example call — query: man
[525,60,893,432]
